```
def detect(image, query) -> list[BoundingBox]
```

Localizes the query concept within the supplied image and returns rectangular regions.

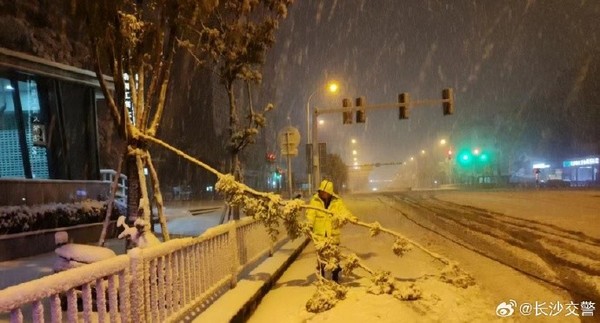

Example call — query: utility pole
[278,126,300,199]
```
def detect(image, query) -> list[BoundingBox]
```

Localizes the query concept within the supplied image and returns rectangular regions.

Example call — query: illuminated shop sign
[123,73,137,125]
[562,157,600,167]
[532,163,550,169]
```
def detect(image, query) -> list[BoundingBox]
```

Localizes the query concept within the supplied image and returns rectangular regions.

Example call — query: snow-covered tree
[184,0,293,220]
[69,0,220,240]
[321,153,349,193]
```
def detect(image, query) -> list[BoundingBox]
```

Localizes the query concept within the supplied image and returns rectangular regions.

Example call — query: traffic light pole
[312,89,454,186]
[285,132,293,198]
[312,109,320,188]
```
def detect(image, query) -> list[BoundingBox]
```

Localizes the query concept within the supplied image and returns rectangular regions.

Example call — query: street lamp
[306,81,339,195]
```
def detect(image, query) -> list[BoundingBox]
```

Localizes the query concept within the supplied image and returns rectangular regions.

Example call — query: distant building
[561,156,599,186]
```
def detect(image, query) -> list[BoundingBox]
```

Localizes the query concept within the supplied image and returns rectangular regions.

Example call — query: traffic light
[457,151,472,166]
[398,93,410,119]
[356,96,366,123]
[442,88,454,115]
[273,168,283,183]
[479,152,489,163]
[457,148,492,167]
[342,98,353,124]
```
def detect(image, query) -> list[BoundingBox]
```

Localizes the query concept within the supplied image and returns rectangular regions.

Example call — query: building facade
[0,48,111,205]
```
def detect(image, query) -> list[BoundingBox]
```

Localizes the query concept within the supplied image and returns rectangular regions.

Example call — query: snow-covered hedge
[0,200,125,234]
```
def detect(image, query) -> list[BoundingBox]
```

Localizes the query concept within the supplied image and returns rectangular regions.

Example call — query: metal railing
[100,169,128,204]
[0,218,287,323]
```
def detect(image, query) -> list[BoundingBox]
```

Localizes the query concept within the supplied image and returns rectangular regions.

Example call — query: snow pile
[53,243,117,272]
[0,200,125,234]
[439,262,477,289]
[54,231,69,245]
[306,279,348,313]
[117,216,161,248]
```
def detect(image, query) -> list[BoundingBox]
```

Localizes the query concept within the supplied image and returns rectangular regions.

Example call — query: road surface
[250,189,600,322]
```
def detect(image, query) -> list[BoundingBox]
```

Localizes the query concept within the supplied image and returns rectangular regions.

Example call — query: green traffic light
[457,152,472,166]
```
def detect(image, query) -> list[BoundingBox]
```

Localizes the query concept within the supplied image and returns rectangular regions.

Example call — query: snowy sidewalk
[155,200,226,237]
[192,237,309,323]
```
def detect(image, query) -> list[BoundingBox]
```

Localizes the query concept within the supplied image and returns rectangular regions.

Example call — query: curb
[192,237,310,323]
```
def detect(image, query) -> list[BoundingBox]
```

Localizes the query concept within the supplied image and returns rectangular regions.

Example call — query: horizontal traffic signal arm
[314,88,454,118]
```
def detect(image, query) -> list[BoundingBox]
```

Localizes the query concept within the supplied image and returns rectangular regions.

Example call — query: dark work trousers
[317,232,342,282]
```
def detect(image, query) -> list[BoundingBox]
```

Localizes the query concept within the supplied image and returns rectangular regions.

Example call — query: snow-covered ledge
[0,221,118,261]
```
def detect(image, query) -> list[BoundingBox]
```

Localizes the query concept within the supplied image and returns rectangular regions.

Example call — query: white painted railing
[0,255,131,323]
[100,169,128,204]
[0,218,287,323]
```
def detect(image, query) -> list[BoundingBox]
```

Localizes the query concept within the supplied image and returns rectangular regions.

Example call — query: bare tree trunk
[126,154,140,222]
[227,82,241,221]
[135,152,152,224]
[147,152,170,241]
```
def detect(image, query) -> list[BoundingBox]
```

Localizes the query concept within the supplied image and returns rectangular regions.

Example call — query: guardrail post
[229,221,240,288]
[128,248,146,323]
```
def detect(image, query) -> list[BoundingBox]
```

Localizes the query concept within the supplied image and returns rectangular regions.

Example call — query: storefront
[562,156,600,186]
[0,48,112,205]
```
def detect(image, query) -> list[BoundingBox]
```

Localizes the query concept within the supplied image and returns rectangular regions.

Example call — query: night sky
[259,0,600,182]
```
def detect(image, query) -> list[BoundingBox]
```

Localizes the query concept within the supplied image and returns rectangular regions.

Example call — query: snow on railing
[235,217,286,275]
[0,217,288,323]
[0,254,131,323]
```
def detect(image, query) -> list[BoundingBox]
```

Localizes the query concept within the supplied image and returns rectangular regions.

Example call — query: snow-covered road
[249,189,599,322]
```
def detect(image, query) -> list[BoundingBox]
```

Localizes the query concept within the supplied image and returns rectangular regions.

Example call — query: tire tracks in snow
[378,192,600,303]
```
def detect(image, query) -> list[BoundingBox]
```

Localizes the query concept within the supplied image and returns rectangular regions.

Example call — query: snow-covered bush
[0,200,124,234]
[306,279,348,313]
[116,216,161,248]
[439,262,476,288]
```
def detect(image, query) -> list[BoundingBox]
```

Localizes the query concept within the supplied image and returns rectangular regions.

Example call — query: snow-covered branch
[134,131,476,312]
[350,219,450,265]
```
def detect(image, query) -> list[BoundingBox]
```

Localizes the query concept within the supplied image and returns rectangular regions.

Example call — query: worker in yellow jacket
[306,180,356,282]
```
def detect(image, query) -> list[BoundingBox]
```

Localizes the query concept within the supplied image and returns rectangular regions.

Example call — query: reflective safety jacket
[305,194,354,244]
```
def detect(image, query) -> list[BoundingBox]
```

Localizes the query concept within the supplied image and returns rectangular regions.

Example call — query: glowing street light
[351,138,357,144]
[440,139,447,146]
[352,150,357,155]
[328,82,339,93]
